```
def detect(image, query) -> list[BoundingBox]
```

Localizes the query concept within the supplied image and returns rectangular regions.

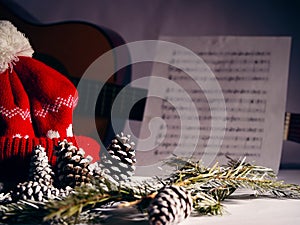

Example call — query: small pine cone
[100,133,136,182]
[11,182,74,202]
[11,181,54,202]
[55,140,93,188]
[107,132,136,165]
[148,186,193,225]
[0,192,12,203]
[29,145,54,186]
[48,186,74,199]
[88,162,111,191]
[89,162,106,180]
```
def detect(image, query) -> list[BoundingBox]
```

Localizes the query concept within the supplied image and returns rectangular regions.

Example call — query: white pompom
[0,20,34,73]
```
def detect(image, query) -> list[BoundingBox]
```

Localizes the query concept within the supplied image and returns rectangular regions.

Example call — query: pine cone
[88,162,111,191]
[107,133,136,165]
[100,133,136,182]
[49,186,74,199]
[11,181,73,202]
[29,145,54,186]
[11,181,53,202]
[0,192,12,203]
[148,186,193,225]
[9,145,74,202]
[55,140,93,188]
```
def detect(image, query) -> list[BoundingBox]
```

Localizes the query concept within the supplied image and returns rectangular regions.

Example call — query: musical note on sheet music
[136,36,291,175]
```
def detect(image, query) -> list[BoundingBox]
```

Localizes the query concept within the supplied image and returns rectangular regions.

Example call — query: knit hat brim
[0,136,76,189]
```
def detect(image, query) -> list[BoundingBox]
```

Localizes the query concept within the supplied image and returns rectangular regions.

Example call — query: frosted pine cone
[49,186,74,199]
[148,186,193,225]
[107,133,136,165]
[11,181,73,202]
[100,133,136,182]
[12,181,53,202]
[10,145,74,202]
[88,162,111,191]
[0,192,12,203]
[29,145,54,186]
[55,140,93,188]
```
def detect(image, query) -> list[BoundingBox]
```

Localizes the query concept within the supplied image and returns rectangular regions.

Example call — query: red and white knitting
[0,20,78,184]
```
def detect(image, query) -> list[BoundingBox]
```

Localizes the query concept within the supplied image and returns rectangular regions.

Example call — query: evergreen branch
[43,177,165,223]
[1,156,300,224]
[192,191,223,216]
[43,176,222,223]
[44,184,136,221]
[0,200,48,224]
[165,156,300,201]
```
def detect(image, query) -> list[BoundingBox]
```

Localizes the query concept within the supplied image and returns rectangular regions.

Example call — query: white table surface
[180,169,300,225]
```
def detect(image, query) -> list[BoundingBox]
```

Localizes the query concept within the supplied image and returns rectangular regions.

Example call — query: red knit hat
[0,21,78,185]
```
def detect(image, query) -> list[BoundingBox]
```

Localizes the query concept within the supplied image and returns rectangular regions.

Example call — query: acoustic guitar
[0,2,147,150]
[284,112,300,144]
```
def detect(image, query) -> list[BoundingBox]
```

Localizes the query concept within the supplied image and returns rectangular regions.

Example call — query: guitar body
[284,112,300,144]
[0,2,132,145]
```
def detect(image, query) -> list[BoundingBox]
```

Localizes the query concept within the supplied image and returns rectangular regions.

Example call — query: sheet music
[135,36,291,175]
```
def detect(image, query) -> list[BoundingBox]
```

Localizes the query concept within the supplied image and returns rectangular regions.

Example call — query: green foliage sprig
[165,156,300,200]
[1,156,300,224]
